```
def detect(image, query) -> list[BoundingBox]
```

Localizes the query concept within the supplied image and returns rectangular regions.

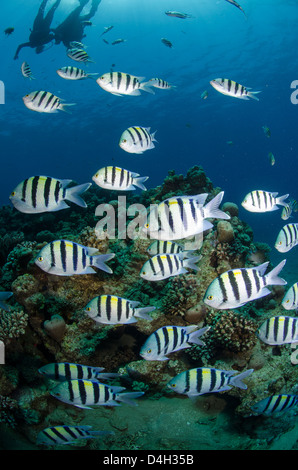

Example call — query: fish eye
[122,139,127,143]
[10,191,15,196]
[142,271,146,275]
[207,295,213,300]
[170,383,176,388]
[278,241,282,245]
[145,223,149,228]
[286,299,290,303]
[86,307,91,311]
[147,349,152,354]
[38,256,43,262]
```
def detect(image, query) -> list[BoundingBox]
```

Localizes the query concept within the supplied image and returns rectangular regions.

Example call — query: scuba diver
[52,0,101,49]
[14,0,61,59]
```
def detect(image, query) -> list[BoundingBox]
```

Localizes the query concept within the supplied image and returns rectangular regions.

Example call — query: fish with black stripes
[38,362,119,381]
[144,191,230,241]
[9,176,91,214]
[257,316,298,345]
[36,425,113,446]
[281,198,298,220]
[84,295,155,325]
[282,282,298,311]
[35,240,115,276]
[96,72,155,96]
[210,78,260,100]
[92,166,148,191]
[165,11,194,19]
[241,190,289,213]
[224,0,246,16]
[147,240,185,256]
[147,78,176,90]
[0,292,13,311]
[140,253,201,281]
[21,61,35,80]
[66,48,94,63]
[23,91,75,113]
[203,260,287,310]
[57,66,99,80]
[50,379,144,408]
[275,223,298,252]
[140,325,210,361]
[119,126,157,154]
[251,394,298,416]
[167,367,254,397]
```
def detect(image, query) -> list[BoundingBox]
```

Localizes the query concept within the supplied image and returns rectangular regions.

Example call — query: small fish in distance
[161,38,173,48]
[210,78,260,100]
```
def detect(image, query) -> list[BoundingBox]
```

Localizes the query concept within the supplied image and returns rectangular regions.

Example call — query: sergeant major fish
[21,61,35,80]
[38,362,119,381]
[84,294,155,325]
[96,72,154,96]
[241,190,289,212]
[203,260,287,310]
[148,78,176,90]
[57,66,99,80]
[35,240,115,275]
[67,48,94,63]
[23,91,75,113]
[144,192,230,241]
[140,325,210,361]
[167,367,254,397]
[9,176,91,213]
[251,395,298,416]
[140,253,201,281]
[0,292,13,311]
[282,282,298,311]
[92,166,148,191]
[119,126,157,154]
[257,316,298,345]
[51,379,144,408]
[147,240,184,256]
[36,425,112,446]
[275,223,298,252]
[210,78,260,100]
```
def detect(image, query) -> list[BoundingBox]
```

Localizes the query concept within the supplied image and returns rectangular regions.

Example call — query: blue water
[1,0,298,450]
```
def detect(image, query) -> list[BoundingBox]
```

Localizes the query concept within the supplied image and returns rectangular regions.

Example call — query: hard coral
[0,307,28,342]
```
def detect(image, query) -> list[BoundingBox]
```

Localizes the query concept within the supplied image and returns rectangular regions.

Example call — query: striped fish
[23,91,75,113]
[210,78,260,100]
[66,48,94,63]
[57,66,99,80]
[96,72,155,96]
[9,176,91,214]
[282,283,298,311]
[167,367,254,397]
[203,260,287,310]
[92,166,148,191]
[119,126,157,154]
[140,253,201,281]
[147,240,184,256]
[148,78,176,89]
[21,61,35,80]
[50,379,144,408]
[241,190,289,212]
[35,240,115,276]
[0,292,13,311]
[257,316,298,345]
[38,362,119,381]
[36,425,112,446]
[144,192,230,240]
[140,325,210,361]
[251,394,298,416]
[85,295,155,325]
[275,223,298,253]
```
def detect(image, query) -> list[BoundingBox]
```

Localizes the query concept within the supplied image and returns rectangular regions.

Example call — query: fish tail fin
[182,255,201,272]
[116,391,145,406]
[188,326,211,346]
[135,306,155,321]
[230,369,254,390]
[265,259,287,286]
[140,82,155,94]
[204,191,231,220]
[276,194,290,207]
[91,253,115,274]
[65,182,91,208]
[247,91,261,101]
[132,176,149,191]
[59,103,76,114]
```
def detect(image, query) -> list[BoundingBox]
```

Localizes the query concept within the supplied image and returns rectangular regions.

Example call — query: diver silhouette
[14,0,61,59]
[53,0,101,49]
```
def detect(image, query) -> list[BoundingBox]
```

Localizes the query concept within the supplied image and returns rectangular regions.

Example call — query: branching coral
[0,307,28,342]
[161,273,201,316]
[0,395,18,428]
